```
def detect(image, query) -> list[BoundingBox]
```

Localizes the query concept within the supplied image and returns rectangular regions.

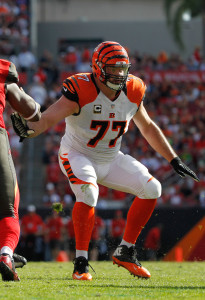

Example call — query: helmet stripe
[101,49,126,61]
[105,55,128,63]
[97,43,121,59]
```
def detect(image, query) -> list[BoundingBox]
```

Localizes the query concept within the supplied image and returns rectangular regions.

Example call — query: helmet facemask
[103,63,130,91]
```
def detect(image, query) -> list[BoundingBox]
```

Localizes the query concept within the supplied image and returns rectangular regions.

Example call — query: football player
[0,59,41,281]
[11,41,199,280]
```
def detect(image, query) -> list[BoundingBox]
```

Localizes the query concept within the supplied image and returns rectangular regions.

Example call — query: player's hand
[10,112,35,142]
[170,157,199,182]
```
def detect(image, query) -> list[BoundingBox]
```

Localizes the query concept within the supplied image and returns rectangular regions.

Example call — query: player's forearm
[27,102,66,137]
[27,113,53,137]
[27,96,78,137]
[141,121,177,162]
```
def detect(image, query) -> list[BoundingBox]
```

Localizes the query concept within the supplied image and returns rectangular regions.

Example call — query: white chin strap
[106,81,121,91]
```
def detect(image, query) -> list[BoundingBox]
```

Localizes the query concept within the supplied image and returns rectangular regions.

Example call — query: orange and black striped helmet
[92,41,131,91]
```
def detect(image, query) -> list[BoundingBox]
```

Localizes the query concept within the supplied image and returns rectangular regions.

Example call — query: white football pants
[58,146,162,207]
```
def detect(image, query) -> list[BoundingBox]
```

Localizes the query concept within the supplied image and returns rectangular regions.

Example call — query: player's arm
[133,102,177,162]
[133,102,199,181]
[27,95,79,137]
[6,83,41,122]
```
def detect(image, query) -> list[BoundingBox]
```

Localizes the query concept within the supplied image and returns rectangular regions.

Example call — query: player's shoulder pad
[126,74,146,106]
[61,73,99,108]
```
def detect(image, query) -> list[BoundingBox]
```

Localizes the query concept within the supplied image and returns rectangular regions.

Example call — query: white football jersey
[60,73,146,163]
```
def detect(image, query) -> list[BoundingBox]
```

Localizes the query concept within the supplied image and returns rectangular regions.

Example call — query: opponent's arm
[133,102,199,181]
[6,83,41,121]
[27,95,79,137]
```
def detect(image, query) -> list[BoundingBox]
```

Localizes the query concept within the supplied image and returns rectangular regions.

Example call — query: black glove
[10,112,35,142]
[170,157,199,182]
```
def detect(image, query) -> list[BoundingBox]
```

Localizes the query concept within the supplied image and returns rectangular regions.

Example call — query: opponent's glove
[10,112,35,142]
[170,157,199,182]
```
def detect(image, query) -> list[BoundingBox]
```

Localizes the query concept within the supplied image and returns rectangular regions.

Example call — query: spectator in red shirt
[45,211,64,261]
[45,155,62,184]
[65,215,75,261]
[89,212,105,261]
[108,210,126,259]
[81,47,91,63]
[20,205,45,261]
[42,182,61,207]
[112,190,127,201]
[143,223,163,261]
[193,46,201,66]
[63,46,78,71]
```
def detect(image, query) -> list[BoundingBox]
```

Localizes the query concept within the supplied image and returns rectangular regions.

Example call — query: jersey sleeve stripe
[62,78,79,103]
[71,76,80,89]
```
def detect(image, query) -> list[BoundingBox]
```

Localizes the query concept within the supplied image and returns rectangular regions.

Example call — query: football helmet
[92,41,131,91]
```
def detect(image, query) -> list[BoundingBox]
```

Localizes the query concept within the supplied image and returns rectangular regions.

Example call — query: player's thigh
[58,147,99,206]
[99,152,161,199]
[0,128,17,218]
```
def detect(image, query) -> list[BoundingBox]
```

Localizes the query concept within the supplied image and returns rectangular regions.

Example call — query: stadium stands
[1,2,205,209]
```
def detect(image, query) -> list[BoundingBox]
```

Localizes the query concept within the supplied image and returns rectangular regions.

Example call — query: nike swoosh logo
[63,86,68,92]
[74,274,84,279]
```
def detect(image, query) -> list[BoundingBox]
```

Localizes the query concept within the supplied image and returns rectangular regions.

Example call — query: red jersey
[46,162,61,183]
[66,218,75,238]
[0,59,19,128]
[91,216,105,240]
[144,227,161,250]
[46,216,63,240]
[0,59,7,128]
[111,218,126,238]
[0,81,6,128]
[21,213,45,235]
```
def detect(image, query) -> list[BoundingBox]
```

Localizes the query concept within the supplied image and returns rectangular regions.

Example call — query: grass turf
[0,261,204,299]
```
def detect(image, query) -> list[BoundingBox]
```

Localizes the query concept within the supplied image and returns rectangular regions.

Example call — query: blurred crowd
[1,0,205,212]
[16,204,166,262]
[0,0,30,58]
[16,205,128,262]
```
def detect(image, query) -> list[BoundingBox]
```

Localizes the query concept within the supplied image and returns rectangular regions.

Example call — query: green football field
[0,261,204,299]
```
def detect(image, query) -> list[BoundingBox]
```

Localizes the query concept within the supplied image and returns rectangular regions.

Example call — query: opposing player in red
[0,59,41,281]
[11,41,199,280]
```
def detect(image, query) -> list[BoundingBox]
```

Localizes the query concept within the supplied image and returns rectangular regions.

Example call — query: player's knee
[80,183,99,207]
[144,177,162,199]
